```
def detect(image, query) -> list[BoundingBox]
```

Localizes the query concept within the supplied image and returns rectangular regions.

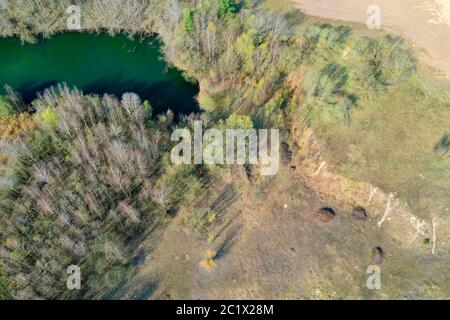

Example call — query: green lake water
[0,33,199,114]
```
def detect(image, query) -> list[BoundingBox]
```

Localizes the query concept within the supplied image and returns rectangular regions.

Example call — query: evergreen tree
[183,8,195,34]
[219,0,237,17]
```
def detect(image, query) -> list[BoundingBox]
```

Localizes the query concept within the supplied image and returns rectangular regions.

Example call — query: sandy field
[292,0,450,78]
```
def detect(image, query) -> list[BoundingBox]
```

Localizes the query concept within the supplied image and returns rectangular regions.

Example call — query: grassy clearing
[313,77,450,218]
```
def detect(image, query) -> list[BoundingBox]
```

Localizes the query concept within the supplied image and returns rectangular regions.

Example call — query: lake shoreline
[0,32,199,116]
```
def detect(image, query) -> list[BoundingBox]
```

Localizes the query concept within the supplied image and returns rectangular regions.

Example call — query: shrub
[0,272,11,299]
[0,96,13,118]
[353,35,416,85]
[304,63,348,102]
[299,24,350,60]
[183,8,195,34]
[219,0,237,17]
[434,132,450,157]
[0,113,35,140]
[225,114,253,129]
[235,29,257,73]
[38,106,59,127]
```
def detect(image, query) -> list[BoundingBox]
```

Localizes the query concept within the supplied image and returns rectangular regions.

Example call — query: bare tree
[151,184,172,212]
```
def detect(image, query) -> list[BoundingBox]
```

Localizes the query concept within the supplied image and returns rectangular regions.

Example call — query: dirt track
[292,0,450,78]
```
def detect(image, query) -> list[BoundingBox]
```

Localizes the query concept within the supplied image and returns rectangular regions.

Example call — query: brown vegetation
[352,206,367,220]
[316,207,336,223]
[372,246,384,264]
[0,113,35,140]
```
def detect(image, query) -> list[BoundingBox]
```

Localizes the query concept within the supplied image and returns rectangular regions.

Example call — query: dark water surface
[0,33,199,114]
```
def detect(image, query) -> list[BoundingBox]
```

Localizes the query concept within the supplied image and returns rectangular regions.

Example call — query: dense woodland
[0,0,449,299]
[0,84,216,298]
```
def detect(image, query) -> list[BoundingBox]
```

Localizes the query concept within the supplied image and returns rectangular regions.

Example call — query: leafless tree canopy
[0,85,207,298]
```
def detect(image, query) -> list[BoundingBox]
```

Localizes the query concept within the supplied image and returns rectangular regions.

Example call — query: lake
[0,33,199,115]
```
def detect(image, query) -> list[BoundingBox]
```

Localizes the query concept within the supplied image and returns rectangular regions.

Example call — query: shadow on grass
[214,226,242,261]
